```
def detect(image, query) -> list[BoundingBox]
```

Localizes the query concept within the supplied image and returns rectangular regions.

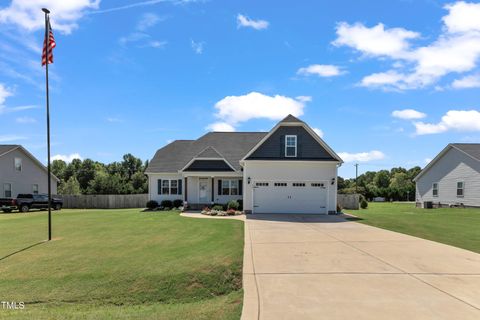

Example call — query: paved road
[241,214,480,320]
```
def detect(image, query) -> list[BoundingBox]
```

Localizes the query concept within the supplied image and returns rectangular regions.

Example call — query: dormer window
[285,135,297,157]
[14,158,22,172]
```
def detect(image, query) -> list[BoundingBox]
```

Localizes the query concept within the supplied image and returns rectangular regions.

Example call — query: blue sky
[1,0,480,178]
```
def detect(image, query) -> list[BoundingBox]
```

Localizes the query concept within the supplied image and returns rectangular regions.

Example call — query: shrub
[360,199,368,209]
[173,199,183,208]
[212,205,224,211]
[227,209,236,216]
[227,200,239,210]
[146,200,159,210]
[160,200,173,209]
[336,204,342,213]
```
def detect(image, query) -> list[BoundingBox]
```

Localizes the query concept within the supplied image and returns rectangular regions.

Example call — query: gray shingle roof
[280,114,303,123]
[0,145,19,157]
[452,143,480,161]
[147,132,267,173]
[195,146,224,158]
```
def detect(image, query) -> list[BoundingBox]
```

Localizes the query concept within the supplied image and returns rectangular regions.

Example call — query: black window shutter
[239,179,243,195]
[178,179,182,195]
[157,179,162,195]
[218,179,222,195]
[280,135,285,158]
[297,134,302,158]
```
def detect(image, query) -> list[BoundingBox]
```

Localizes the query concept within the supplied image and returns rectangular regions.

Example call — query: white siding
[0,148,57,197]
[416,147,480,207]
[147,173,184,203]
[243,161,338,213]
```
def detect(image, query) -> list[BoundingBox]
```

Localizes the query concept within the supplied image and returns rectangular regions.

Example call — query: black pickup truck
[0,194,63,213]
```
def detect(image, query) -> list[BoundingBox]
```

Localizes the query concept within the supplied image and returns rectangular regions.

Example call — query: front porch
[183,172,243,209]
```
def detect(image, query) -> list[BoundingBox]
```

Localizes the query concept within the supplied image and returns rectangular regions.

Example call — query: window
[32,184,39,194]
[457,182,464,197]
[292,182,305,187]
[432,183,438,197]
[230,180,239,195]
[4,183,12,198]
[14,158,22,172]
[274,182,287,187]
[311,183,325,187]
[170,180,178,195]
[222,180,230,195]
[285,135,297,157]
[162,180,170,195]
[255,182,269,187]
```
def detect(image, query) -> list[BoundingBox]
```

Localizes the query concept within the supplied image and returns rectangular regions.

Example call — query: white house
[146,115,343,214]
[414,143,480,208]
[0,145,58,198]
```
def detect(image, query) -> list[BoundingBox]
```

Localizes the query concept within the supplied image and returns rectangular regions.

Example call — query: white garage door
[253,181,328,214]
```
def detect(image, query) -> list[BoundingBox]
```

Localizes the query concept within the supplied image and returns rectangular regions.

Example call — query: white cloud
[145,40,167,48]
[414,110,480,135]
[208,92,306,131]
[452,74,480,88]
[443,1,480,33]
[338,150,386,162]
[137,12,161,31]
[191,40,204,54]
[336,3,480,90]
[0,83,13,105]
[52,153,82,162]
[237,14,269,30]
[0,83,38,115]
[0,134,27,142]
[312,127,324,138]
[106,117,123,123]
[16,116,36,123]
[0,0,100,34]
[297,64,345,77]
[392,109,427,120]
[206,122,235,132]
[424,158,432,164]
[295,95,312,102]
[333,22,419,58]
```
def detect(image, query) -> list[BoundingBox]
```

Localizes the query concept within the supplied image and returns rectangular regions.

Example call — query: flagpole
[42,8,52,241]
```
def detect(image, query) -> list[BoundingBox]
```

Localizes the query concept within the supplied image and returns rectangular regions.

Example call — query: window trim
[285,135,297,158]
[432,182,439,197]
[456,181,464,197]
[14,157,22,172]
[220,179,241,195]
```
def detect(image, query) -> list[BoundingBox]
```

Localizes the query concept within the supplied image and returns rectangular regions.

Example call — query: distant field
[0,209,244,319]
[345,202,480,253]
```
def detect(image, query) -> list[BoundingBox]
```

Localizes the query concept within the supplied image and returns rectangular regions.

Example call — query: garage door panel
[253,182,327,214]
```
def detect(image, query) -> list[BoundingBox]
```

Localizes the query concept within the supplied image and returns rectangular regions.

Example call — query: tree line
[51,154,148,195]
[338,166,422,201]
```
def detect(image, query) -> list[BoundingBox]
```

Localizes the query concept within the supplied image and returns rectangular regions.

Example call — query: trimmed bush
[360,199,368,209]
[160,200,173,209]
[173,199,183,208]
[227,200,239,210]
[146,200,159,210]
[212,205,224,211]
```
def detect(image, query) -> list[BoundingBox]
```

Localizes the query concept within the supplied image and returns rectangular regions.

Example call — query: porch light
[331,178,335,185]
[247,177,251,184]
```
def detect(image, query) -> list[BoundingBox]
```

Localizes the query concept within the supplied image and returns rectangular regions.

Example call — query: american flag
[42,20,56,66]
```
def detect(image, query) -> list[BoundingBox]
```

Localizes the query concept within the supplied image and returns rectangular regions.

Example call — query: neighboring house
[146,115,343,214]
[0,145,59,198]
[414,143,480,208]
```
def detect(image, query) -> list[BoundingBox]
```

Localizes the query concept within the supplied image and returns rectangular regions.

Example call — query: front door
[199,179,209,203]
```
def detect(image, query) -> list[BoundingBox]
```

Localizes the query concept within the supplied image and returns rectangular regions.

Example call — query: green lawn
[345,202,480,253]
[0,209,244,319]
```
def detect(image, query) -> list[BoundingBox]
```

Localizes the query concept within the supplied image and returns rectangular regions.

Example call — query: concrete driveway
[241,214,480,320]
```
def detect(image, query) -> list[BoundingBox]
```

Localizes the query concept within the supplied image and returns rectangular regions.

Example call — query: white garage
[252,181,329,214]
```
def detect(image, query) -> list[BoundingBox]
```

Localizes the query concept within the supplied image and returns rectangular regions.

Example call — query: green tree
[51,160,67,181]
[77,159,97,191]
[58,176,81,195]
[389,172,411,201]
[121,154,144,180]
[131,171,148,193]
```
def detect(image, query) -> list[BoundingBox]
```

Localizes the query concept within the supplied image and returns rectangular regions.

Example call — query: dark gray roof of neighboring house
[147,132,267,173]
[452,143,480,162]
[280,114,303,123]
[0,145,20,156]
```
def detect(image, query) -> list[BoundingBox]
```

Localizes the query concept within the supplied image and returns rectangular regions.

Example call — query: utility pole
[354,163,359,193]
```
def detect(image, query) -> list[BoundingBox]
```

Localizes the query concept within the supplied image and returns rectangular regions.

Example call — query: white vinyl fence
[61,194,148,209]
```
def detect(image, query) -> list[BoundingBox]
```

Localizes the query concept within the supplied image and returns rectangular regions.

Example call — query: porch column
[211,177,214,203]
